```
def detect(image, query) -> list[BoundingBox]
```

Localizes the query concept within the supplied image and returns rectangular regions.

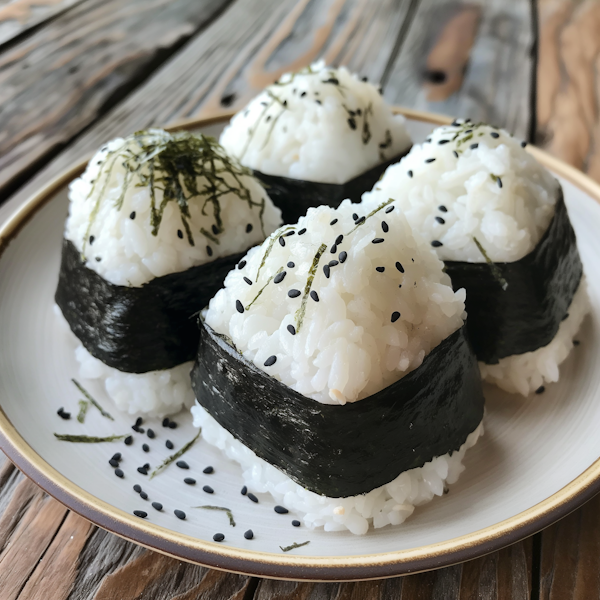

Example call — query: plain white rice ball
[220,61,411,184]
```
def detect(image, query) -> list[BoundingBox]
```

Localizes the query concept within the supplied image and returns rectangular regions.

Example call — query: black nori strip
[444,192,583,363]
[55,239,247,373]
[253,151,409,224]
[192,322,484,498]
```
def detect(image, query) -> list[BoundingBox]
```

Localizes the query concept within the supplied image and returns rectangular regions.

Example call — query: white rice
[220,61,411,184]
[361,120,560,262]
[59,130,282,415]
[192,403,484,535]
[65,129,282,287]
[204,199,466,405]
[480,279,589,395]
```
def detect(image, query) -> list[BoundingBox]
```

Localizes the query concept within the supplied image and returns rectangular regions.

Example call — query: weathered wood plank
[0,0,83,48]
[0,0,231,197]
[536,0,600,182]
[539,493,600,600]
[382,0,535,139]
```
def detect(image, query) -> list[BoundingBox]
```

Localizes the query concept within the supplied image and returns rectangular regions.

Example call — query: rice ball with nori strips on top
[190,199,484,534]
[362,119,589,396]
[219,61,412,224]
[55,129,282,415]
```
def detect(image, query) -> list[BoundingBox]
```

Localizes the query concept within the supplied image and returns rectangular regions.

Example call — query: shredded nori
[473,237,508,290]
[76,400,89,424]
[445,192,583,363]
[150,431,201,479]
[72,379,114,421]
[280,541,310,552]
[194,505,236,527]
[54,433,128,443]
[295,244,326,333]
[192,322,484,497]
[56,239,246,373]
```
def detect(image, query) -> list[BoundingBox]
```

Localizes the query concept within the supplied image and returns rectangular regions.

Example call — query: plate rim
[1,107,600,581]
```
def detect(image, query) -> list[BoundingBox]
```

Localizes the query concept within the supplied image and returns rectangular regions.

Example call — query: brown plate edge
[0,107,599,581]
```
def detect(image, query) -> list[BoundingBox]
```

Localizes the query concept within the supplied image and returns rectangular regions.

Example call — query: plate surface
[0,110,599,581]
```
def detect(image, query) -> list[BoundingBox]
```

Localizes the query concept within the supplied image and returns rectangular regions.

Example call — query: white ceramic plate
[0,110,599,581]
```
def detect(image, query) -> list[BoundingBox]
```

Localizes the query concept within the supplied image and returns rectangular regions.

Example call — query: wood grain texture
[0,0,82,47]
[383,0,535,139]
[0,0,230,196]
[537,0,600,182]
[539,494,600,600]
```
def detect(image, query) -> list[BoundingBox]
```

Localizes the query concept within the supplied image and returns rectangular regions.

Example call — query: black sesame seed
[247,493,259,503]
[152,502,163,511]
[425,137,432,143]
[470,143,479,149]
[177,230,183,239]
[133,510,147,518]
[521,141,527,148]
[136,417,144,426]
[330,218,338,225]
[574,340,580,346]
[372,238,384,244]
[115,468,124,478]
[535,386,545,394]
[238,260,247,270]
[166,440,174,450]
[435,216,446,224]
[347,117,356,129]
[339,251,347,263]
[395,261,404,273]
[130,211,136,220]
[431,240,443,247]
[137,467,148,475]
[203,485,214,494]
[246,223,253,233]
[376,266,385,273]
[407,170,413,178]
[89,235,95,245]
[112,452,122,461]
[266,115,271,122]
[140,491,148,500]
[287,261,295,268]
[243,277,252,286]
[147,429,155,439]
[497,177,503,188]
[213,533,225,542]
[356,216,366,225]
[143,463,150,469]
[352,213,359,221]
[109,458,119,468]
[335,234,343,245]
[329,260,339,267]
[162,417,170,427]
[203,466,214,474]
[241,486,248,495]
[264,355,277,367]
[453,150,459,158]
[300,91,307,97]
[274,505,289,514]
[288,289,301,298]
[438,205,448,212]
[330,244,337,254]
[137,427,145,434]
[133,484,142,493]
[298,228,306,235]
[385,205,395,214]
[212,224,220,235]
[310,291,319,302]
[323,265,330,278]
[142,444,149,453]
[236,300,244,314]
[176,460,189,469]
[279,236,285,247]
[490,132,500,138]
[381,221,389,233]
[244,529,254,540]
[562,312,570,321]
[124,435,133,446]
[316,99,322,105]
[292,520,301,527]
[287,324,296,335]
[391,311,401,323]
[438,139,450,145]
[425,158,436,163]
[184,478,196,485]
[174,509,186,520]
[57,408,71,420]
[206,245,213,257]
[274,271,286,284]
[465,129,473,134]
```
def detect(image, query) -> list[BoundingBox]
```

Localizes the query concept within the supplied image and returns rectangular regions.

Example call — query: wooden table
[0,0,598,597]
